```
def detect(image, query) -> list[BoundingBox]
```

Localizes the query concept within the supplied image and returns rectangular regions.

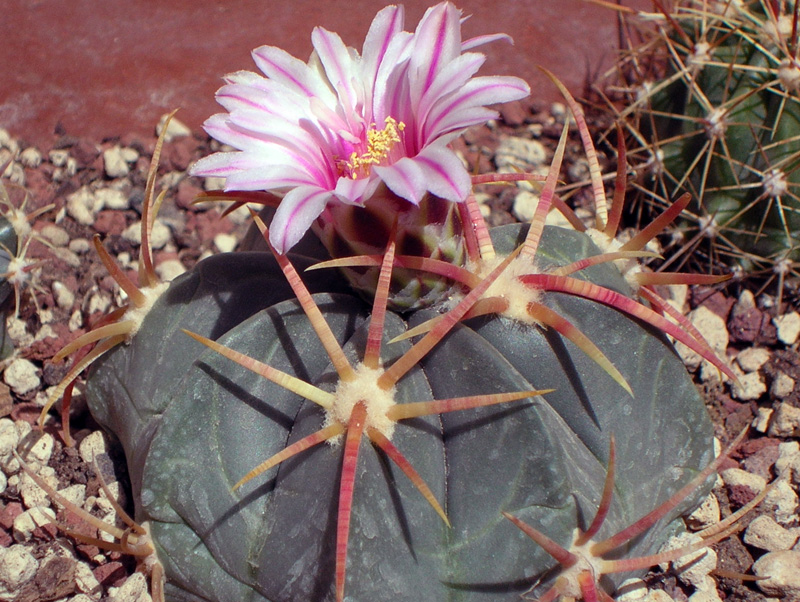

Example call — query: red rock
[0,502,23,530]
[185,209,233,244]
[497,99,530,126]
[94,210,128,236]
[93,561,127,587]
[167,136,200,172]
[72,140,101,167]
[0,528,12,547]
[176,178,204,210]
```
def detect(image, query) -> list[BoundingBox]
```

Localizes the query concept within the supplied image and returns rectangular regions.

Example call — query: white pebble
[74,560,102,599]
[122,219,172,249]
[674,306,729,374]
[69,237,92,254]
[0,418,19,460]
[95,186,129,210]
[12,505,56,542]
[495,136,547,171]
[765,478,799,524]
[213,232,237,253]
[754,550,800,598]
[23,432,54,465]
[721,467,766,493]
[102,146,129,178]
[686,492,720,531]
[771,372,795,399]
[108,571,151,602]
[730,366,766,401]
[157,113,191,141]
[66,186,101,225]
[736,347,770,372]
[659,532,716,588]
[0,544,38,595]
[769,403,800,437]
[40,224,70,247]
[155,259,186,282]
[203,175,226,191]
[19,147,42,168]
[52,281,75,310]
[774,311,800,345]
[754,407,774,433]
[745,515,799,551]
[19,465,57,509]
[48,148,70,167]
[776,442,800,485]
[512,190,539,223]
[3,358,40,395]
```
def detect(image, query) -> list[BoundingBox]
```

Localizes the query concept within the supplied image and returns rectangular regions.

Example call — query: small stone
[769,402,800,437]
[213,232,237,253]
[39,224,70,247]
[19,466,58,509]
[119,146,139,163]
[1,161,24,185]
[48,148,70,167]
[616,578,648,601]
[108,571,151,602]
[765,478,799,524]
[774,311,800,345]
[3,358,40,395]
[49,246,81,268]
[745,515,799,551]
[155,259,186,282]
[19,147,42,168]
[0,418,19,460]
[674,306,728,373]
[688,577,722,602]
[56,483,86,509]
[52,281,75,310]
[69,237,92,254]
[23,431,54,464]
[103,146,130,178]
[67,186,101,226]
[776,442,800,485]
[771,372,795,400]
[755,407,774,433]
[74,560,102,599]
[721,467,766,494]
[736,347,770,372]
[512,190,539,223]
[12,505,56,542]
[79,431,116,483]
[0,544,38,596]
[686,492,720,531]
[95,186,129,210]
[495,136,547,172]
[753,550,800,598]
[730,366,766,401]
[122,219,171,249]
[157,113,192,141]
[660,532,717,587]
[202,175,226,191]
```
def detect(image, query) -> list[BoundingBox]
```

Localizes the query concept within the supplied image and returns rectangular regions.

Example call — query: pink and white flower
[190,2,529,252]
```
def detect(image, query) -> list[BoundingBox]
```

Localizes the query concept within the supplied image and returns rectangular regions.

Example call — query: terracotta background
[1,0,645,148]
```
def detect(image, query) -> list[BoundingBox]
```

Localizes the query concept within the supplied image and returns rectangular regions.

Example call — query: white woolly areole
[327,363,397,440]
[123,281,170,340]
[5,255,35,285]
[6,208,31,241]
[473,254,545,324]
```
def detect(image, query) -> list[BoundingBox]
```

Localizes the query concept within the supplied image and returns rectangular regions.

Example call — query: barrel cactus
[37,3,739,601]
[610,0,800,288]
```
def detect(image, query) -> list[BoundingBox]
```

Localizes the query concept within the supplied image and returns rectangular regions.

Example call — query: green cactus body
[630,1,800,270]
[0,215,18,358]
[85,224,713,601]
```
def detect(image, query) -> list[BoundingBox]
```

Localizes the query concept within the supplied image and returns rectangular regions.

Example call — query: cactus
[81,219,714,602]
[607,0,800,292]
[35,3,738,601]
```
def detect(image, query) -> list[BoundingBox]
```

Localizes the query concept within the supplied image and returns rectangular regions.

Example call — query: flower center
[343,117,405,179]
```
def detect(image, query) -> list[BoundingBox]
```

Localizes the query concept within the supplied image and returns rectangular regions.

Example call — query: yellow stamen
[344,117,405,178]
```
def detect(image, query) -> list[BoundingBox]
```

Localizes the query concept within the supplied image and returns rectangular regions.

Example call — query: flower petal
[269,186,333,253]
[373,157,426,205]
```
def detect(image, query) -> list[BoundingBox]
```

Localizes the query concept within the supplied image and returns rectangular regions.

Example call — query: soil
[0,97,797,601]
